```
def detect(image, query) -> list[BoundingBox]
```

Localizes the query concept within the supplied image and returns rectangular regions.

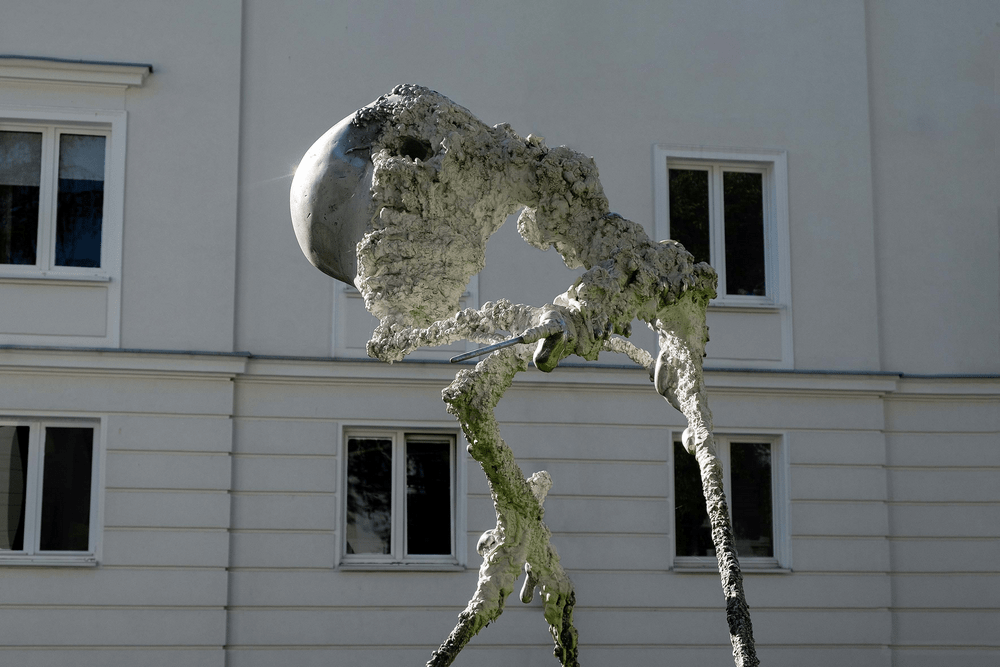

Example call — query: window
[342,429,462,567]
[671,434,787,570]
[1,124,109,272]
[0,55,148,347]
[654,146,789,308]
[0,419,100,565]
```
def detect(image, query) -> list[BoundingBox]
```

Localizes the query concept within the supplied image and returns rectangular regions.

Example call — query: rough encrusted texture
[426,347,579,667]
[347,85,757,667]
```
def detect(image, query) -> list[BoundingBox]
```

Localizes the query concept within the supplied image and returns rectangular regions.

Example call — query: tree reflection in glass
[346,437,392,554]
[0,426,29,551]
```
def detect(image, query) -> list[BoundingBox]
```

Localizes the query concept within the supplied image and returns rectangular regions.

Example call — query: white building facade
[0,2,997,665]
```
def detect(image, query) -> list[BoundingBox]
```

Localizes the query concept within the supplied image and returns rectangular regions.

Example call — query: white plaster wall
[0,1,242,353]
[867,1,1000,374]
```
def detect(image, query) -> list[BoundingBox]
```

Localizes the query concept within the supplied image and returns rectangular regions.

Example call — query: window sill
[0,555,98,567]
[708,301,781,313]
[339,562,466,572]
[0,272,111,285]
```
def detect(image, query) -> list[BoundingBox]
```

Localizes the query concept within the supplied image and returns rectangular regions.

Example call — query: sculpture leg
[654,296,759,667]
[430,346,579,667]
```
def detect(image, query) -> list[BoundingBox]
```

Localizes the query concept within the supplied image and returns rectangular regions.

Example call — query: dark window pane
[405,440,451,555]
[674,441,713,557]
[55,134,104,268]
[723,171,766,296]
[346,437,392,554]
[730,442,773,557]
[668,169,710,265]
[0,131,42,265]
[39,427,93,551]
[0,426,30,551]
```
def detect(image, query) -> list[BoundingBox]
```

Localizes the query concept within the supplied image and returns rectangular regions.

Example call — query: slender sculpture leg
[654,296,759,667]
[428,346,579,667]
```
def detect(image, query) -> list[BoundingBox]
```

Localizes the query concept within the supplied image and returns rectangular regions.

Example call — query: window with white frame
[672,433,787,569]
[0,55,147,347]
[654,146,789,308]
[1,122,112,275]
[0,419,100,563]
[343,429,461,566]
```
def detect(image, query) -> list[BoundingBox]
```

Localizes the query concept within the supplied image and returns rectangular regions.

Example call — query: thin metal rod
[450,336,525,363]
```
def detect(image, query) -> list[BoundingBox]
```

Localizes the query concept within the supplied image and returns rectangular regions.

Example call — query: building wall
[0,1,997,666]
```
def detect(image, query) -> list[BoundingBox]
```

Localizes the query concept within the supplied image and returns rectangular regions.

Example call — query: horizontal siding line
[889,608,1000,613]
[886,465,1000,471]
[737,571,889,577]
[230,528,334,535]
[0,645,222,651]
[99,565,223,571]
[224,605,895,613]
[791,535,888,540]
[468,493,667,501]
[466,531,664,538]
[890,572,1000,577]
[227,567,336,572]
[475,457,666,465]
[885,571,1000,575]
[105,524,230,531]
[884,429,998,435]
[233,416,339,423]
[0,605,224,611]
[221,642,895,650]
[789,499,887,505]
[888,644,1000,650]
[497,421,889,432]
[105,487,229,494]
[102,526,232,537]
[888,536,999,542]
[106,449,229,456]
[887,500,1000,506]
[104,487,231,493]
[479,421,678,430]
[231,490,335,497]
[232,453,336,460]
[790,463,886,469]
[108,412,232,419]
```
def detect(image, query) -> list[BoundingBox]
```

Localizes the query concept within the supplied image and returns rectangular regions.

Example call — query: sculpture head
[291,85,614,331]
[291,85,536,327]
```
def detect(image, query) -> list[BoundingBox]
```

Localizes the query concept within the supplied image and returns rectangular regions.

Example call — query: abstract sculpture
[290,85,758,667]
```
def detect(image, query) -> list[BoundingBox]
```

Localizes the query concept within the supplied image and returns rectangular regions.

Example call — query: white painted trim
[0,107,128,348]
[0,348,248,377]
[653,144,793,369]
[0,57,150,88]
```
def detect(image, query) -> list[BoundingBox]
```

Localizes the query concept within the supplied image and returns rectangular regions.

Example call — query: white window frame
[0,120,114,278]
[0,417,103,567]
[669,432,790,572]
[653,145,791,310]
[340,427,466,569]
